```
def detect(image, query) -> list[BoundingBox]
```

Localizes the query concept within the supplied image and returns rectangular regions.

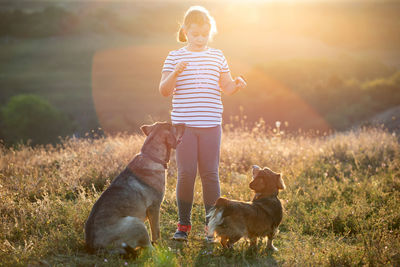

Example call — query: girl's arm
[159,62,188,97]
[159,72,176,97]
[219,72,247,95]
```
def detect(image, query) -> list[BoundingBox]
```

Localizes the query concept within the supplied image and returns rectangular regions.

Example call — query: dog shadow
[193,241,279,267]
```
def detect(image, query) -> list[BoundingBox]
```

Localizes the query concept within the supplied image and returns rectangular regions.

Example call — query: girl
[159,6,246,242]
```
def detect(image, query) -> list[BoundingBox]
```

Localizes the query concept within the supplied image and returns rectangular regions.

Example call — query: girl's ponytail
[178,27,187,43]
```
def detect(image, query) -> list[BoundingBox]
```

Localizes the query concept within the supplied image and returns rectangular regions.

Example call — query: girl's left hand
[235,76,247,90]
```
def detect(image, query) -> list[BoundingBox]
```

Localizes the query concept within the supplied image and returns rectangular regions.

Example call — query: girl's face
[184,23,211,51]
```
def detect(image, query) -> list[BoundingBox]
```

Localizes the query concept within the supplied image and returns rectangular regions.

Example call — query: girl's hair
[177,6,217,43]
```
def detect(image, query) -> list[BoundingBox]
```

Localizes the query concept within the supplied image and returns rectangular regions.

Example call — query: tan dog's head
[140,122,185,149]
[249,165,285,196]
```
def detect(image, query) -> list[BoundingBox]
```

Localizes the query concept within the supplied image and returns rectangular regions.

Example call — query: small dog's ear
[215,197,230,207]
[252,165,261,177]
[276,173,286,190]
[140,124,155,136]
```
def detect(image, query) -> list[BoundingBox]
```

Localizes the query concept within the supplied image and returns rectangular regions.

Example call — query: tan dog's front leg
[146,206,161,243]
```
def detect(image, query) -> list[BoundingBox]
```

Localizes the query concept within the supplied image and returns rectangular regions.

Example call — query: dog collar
[253,193,278,202]
[141,152,168,169]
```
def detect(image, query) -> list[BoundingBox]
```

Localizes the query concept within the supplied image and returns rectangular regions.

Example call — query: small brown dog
[207,165,285,250]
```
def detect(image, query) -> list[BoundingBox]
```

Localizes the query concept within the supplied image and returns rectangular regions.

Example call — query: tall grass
[0,124,399,266]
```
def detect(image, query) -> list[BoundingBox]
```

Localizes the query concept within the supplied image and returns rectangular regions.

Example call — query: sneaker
[172,230,188,241]
[172,223,191,241]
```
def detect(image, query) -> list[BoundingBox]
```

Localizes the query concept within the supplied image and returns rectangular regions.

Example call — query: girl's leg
[197,125,221,224]
[176,127,198,226]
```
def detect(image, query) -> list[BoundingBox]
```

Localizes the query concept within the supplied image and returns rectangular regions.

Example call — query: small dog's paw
[267,244,278,252]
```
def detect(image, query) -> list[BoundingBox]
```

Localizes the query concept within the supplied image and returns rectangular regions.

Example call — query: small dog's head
[249,165,285,196]
[140,122,185,149]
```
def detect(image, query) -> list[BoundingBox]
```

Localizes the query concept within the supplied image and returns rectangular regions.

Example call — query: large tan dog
[208,165,285,250]
[85,122,185,254]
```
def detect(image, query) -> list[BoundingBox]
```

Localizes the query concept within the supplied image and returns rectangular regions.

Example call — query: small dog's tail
[207,208,223,236]
[207,198,229,236]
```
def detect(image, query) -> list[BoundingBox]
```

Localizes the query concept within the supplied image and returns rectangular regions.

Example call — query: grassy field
[0,122,399,266]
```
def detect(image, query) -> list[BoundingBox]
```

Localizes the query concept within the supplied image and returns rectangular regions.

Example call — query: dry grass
[0,124,399,266]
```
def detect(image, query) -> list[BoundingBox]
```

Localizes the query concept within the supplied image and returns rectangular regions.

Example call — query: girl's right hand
[173,61,188,77]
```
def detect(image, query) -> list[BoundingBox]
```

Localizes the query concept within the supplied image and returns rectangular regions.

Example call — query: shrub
[0,94,75,146]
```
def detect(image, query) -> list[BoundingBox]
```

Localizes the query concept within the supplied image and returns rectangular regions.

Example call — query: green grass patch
[0,127,399,266]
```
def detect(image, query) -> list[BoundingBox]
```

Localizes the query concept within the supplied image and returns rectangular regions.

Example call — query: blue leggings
[176,125,221,226]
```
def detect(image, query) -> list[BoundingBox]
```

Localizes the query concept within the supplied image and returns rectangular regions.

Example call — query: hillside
[1,1,400,146]
[362,105,400,135]
[0,126,399,266]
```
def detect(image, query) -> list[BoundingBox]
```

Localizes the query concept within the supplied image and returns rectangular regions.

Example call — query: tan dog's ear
[172,123,185,140]
[276,173,286,190]
[252,165,261,177]
[140,124,155,136]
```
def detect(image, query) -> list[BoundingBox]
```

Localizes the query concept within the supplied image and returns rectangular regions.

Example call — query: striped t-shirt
[162,46,230,128]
